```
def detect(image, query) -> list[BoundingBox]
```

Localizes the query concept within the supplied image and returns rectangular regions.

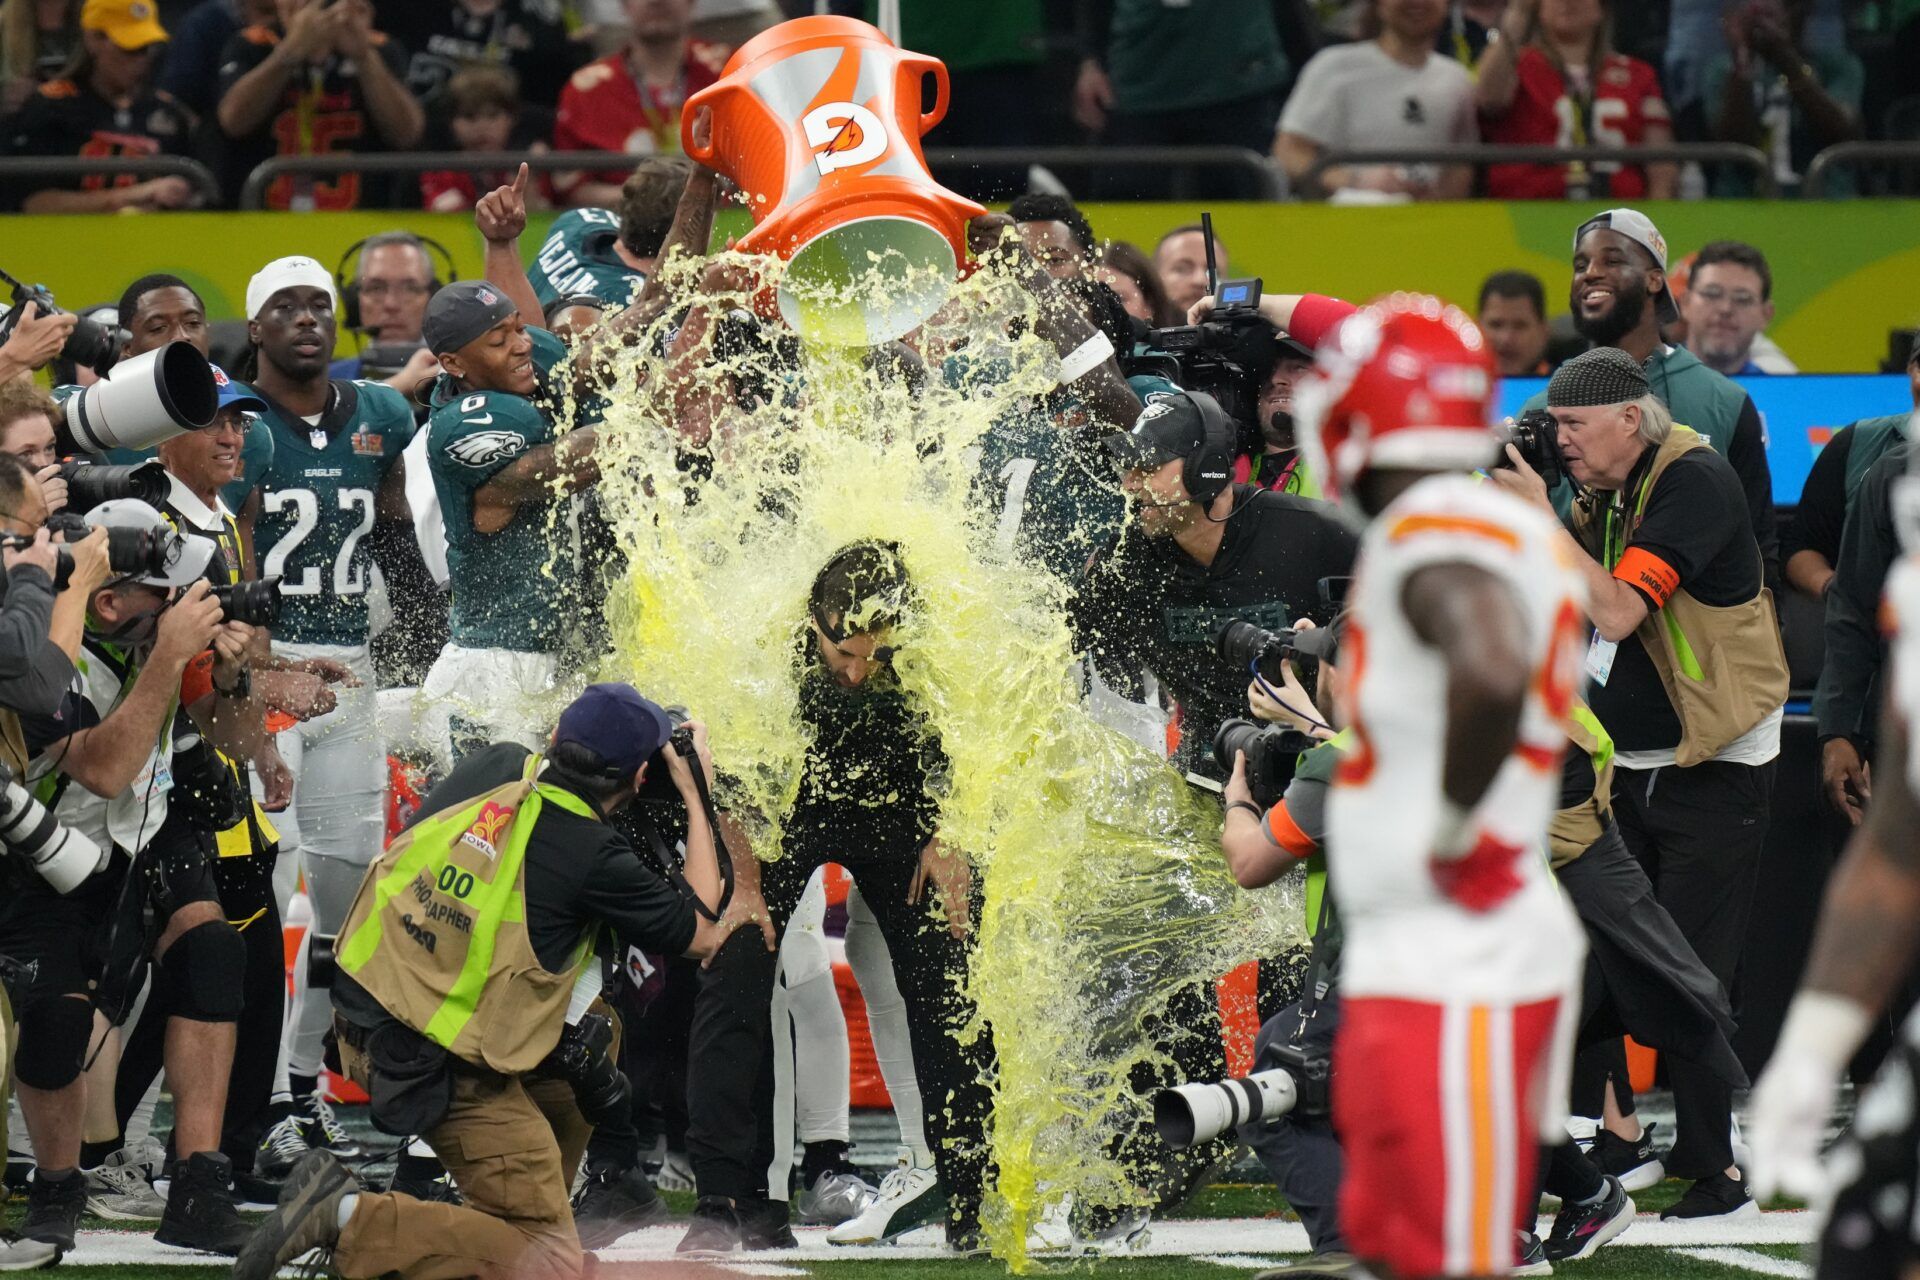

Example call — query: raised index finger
[511,162,529,195]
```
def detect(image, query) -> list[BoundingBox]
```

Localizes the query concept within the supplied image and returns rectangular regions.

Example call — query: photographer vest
[1548,703,1615,869]
[1571,428,1789,767]
[337,758,595,1074]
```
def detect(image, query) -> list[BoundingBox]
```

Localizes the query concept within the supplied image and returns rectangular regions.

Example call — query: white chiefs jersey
[1888,556,1920,799]
[1328,474,1587,1003]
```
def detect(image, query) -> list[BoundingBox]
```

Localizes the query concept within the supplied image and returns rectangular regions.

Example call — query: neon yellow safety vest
[338,759,595,1073]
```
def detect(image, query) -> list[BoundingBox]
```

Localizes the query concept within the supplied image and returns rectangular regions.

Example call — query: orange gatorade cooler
[682,15,984,346]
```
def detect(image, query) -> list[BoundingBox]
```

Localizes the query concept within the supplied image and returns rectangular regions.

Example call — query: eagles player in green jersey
[418,279,599,759]
[527,156,693,310]
[234,255,416,1176]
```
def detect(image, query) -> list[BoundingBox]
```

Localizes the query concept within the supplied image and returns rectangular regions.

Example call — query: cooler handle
[902,54,951,135]
[680,83,738,163]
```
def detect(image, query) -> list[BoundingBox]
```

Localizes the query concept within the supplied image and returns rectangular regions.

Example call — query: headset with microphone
[334,232,458,332]
[1120,389,1240,510]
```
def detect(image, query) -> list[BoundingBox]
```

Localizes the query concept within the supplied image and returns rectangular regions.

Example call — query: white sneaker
[0,1234,57,1271]
[1565,1115,1600,1150]
[83,1148,168,1219]
[652,1149,696,1194]
[826,1163,945,1245]
[795,1169,879,1226]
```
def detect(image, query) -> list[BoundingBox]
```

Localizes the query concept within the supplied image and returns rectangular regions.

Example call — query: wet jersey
[1328,474,1586,1003]
[248,380,415,646]
[426,327,579,653]
[529,208,645,309]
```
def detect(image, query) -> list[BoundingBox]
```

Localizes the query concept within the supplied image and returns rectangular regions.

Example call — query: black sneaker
[1514,1230,1552,1276]
[231,1168,285,1210]
[155,1152,251,1256]
[739,1197,797,1250]
[676,1196,744,1255]
[20,1171,85,1252]
[1661,1171,1758,1222]
[573,1162,670,1249]
[232,1151,357,1280]
[1545,1175,1634,1261]
[1590,1123,1665,1192]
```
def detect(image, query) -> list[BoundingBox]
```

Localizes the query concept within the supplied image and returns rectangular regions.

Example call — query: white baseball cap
[245,256,337,320]
[86,498,216,588]
[1573,208,1680,325]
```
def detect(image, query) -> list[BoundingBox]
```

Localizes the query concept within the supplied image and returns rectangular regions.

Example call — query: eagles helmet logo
[445,430,528,468]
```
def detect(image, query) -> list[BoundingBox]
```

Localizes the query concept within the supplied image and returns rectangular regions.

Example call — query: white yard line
[1673,1246,1812,1277]
[63,1211,1822,1267]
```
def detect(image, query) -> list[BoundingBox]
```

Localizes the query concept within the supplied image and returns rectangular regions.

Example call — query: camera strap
[1292,892,1336,1045]
[635,767,735,925]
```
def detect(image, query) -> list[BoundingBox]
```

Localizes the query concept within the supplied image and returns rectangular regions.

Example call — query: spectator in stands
[420,65,551,213]
[0,0,80,112]
[4,0,196,213]
[329,232,442,397]
[551,0,728,208]
[1008,194,1095,282]
[156,0,271,118]
[689,0,777,48]
[1680,241,1797,376]
[1476,0,1677,201]
[1436,0,1501,64]
[1073,0,1301,199]
[1519,208,1778,583]
[381,0,583,109]
[1807,339,1920,827]
[1478,269,1554,377]
[214,0,423,211]
[1784,338,1919,605]
[1152,224,1228,319]
[1097,240,1177,329]
[1275,0,1477,202]
[1706,0,1862,196]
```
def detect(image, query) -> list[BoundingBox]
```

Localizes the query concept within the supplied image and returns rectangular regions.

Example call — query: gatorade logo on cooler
[802,101,888,175]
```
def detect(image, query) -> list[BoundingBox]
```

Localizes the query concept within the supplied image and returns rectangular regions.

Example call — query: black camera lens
[57,461,169,512]
[1495,409,1566,489]
[63,313,120,378]
[1215,619,1297,684]
[104,526,169,579]
[210,575,283,627]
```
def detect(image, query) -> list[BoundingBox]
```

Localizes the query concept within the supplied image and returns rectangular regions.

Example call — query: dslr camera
[4,510,173,590]
[56,460,170,512]
[1153,1038,1332,1149]
[0,758,105,893]
[1494,408,1567,490]
[0,267,123,378]
[209,575,283,627]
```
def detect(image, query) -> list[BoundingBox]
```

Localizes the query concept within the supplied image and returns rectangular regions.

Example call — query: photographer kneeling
[234,683,734,1280]
[3,496,263,1255]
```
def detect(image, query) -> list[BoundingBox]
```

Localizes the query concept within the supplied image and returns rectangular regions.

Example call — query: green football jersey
[248,380,417,646]
[427,328,580,653]
[530,208,645,309]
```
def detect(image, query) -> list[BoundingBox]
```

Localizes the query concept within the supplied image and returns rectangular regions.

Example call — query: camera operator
[1231,336,1318,496]
[0,379,71,523]
[1491,346,1789,1221]
[0,301,80,386]
[2,497,264,1255]
[232,683,734,1280]
[1074,389,1357,787]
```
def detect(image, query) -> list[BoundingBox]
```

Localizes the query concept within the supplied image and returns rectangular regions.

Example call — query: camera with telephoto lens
[41,510,173,582]
[0,267,122,377]
[1215,618,1306,685]
[0,758,105,894]
[210,575,283,627]
[1494,408,1567,490]
[1153,1039,1332,1149]
[536,1010,629,1127]
[56,460,169,512]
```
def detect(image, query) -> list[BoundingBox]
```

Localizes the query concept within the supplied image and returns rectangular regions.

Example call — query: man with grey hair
[1493,345,1789,1223]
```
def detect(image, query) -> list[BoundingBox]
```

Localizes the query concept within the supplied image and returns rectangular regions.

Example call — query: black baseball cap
[423,281,518,357]
[1104,389,1231,473]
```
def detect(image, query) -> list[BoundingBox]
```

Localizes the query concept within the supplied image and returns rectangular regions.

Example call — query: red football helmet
[1296,292,1499,506]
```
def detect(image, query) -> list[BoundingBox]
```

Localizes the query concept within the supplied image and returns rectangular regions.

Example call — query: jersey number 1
[263,488,376,596]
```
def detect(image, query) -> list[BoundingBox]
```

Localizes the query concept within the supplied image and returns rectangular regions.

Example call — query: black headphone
[1181,390,1239,506]
[334,233,458,332]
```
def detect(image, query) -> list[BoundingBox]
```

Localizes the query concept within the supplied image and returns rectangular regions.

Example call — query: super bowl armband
[1059,331,1117,385]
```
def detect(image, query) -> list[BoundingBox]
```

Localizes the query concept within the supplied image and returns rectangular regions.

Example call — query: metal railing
[0,155,223,207]
[1307,142,1778,197]
[238,150,643,210]
[924,146,1286,199]
[1803,141,1920,197]
[239,145,1286,208]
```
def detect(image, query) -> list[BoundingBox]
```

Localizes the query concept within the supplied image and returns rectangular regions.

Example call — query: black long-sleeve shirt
[1813,442,1908,747]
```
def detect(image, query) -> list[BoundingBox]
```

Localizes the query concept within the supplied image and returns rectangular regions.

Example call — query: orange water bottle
[682,15,985,346]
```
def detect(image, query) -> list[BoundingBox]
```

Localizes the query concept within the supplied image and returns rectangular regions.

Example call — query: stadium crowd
[1,0,1919,209]
[0,5,1916,1280]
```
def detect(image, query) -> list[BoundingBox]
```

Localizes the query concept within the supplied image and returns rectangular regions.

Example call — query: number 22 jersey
[1329,474,1587,1004]
[246,379,416,646]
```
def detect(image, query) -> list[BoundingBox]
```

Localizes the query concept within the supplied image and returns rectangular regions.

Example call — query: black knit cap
[1547,347,1650,408]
